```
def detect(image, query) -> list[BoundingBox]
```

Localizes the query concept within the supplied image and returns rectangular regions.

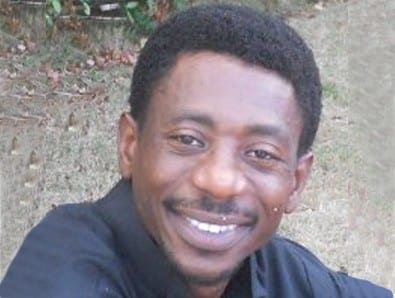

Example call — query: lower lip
[168,211,252,252]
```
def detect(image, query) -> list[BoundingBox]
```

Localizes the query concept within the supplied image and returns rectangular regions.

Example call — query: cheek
[242,206,284,253]
[135,144,192,198]
[254,170,294,212]
[254,177,289,239]
[256,212,284,247]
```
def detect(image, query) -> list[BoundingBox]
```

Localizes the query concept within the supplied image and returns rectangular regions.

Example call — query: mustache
[163,195,256,218]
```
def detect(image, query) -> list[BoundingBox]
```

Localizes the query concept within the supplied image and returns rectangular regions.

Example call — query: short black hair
[129,4,322,156]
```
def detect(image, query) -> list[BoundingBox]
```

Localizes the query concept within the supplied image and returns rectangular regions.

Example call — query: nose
[191,144,247,199]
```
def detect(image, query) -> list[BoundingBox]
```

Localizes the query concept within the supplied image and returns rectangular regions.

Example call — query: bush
[45,0,188,37]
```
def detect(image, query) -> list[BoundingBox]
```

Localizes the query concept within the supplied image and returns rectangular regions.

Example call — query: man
[0,4,392,298]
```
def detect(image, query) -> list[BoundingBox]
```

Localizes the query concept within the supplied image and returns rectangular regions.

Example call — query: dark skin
[118,52,313,298]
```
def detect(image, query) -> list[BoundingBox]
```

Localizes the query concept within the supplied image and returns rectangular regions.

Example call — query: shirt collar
[250,250,268,298]
[95,179,188,297]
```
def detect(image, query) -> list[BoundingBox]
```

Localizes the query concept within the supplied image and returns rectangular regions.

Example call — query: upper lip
[170,205,255,226]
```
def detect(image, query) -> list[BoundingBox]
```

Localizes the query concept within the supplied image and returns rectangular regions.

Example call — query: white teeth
[186,217,237,234]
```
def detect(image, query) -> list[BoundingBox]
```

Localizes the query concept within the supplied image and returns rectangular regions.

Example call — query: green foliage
[45,0,93,28]
[122,0,155,36]
[52,0,62,14]
[122,0,188,37]
[45,0,62,27]
[81,0,91,16]
[44,0,188,38]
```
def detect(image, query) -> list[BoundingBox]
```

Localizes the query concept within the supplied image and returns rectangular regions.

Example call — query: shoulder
[22,202,116,260]
[0,202,126,297]
[258,235,393,298]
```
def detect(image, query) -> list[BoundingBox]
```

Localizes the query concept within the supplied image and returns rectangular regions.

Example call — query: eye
[171,134,204,147]
[168,133,205,155]
[245,148,281,171]
[246,149,274,160]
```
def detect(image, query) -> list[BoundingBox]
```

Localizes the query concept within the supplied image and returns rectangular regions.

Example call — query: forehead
[148,51,302,137]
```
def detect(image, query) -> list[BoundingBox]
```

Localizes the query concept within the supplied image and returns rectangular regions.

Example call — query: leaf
[125,9,134,23]
[146,0,155,11]
[46,69,60,86]
[82,1,91,16]
[125,1,138,10]
[45,13,54,26]
[51,0,62,14]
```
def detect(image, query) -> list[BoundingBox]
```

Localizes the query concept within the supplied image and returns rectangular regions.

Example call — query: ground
[0,0,394,292]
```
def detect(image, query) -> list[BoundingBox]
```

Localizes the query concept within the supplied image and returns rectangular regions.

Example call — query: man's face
[119,52,313,286]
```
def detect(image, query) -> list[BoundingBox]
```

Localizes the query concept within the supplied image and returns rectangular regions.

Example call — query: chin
[163,245,243,287]
[181,265,240,287]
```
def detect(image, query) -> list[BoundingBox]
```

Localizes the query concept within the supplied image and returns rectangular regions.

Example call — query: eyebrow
[170,112,215,128]
[247,124,286,139]
[246,124,291,146]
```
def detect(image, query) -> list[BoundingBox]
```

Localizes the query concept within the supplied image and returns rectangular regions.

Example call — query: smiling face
[119,52,313,295]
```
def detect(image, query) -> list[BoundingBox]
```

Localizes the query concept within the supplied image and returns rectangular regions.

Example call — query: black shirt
[0,180,392,297]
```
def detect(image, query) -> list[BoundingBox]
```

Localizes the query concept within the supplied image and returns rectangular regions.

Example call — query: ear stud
[273,207,279,213]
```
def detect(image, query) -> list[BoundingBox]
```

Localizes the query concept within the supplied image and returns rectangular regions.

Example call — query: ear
[118,112,139,179]
[284,150,314,214]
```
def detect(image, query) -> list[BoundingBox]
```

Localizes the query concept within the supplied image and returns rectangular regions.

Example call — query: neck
[188,281,228,298]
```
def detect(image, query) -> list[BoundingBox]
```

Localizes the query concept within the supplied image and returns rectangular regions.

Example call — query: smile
[186,217,237,234]
[164,200,256,251]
